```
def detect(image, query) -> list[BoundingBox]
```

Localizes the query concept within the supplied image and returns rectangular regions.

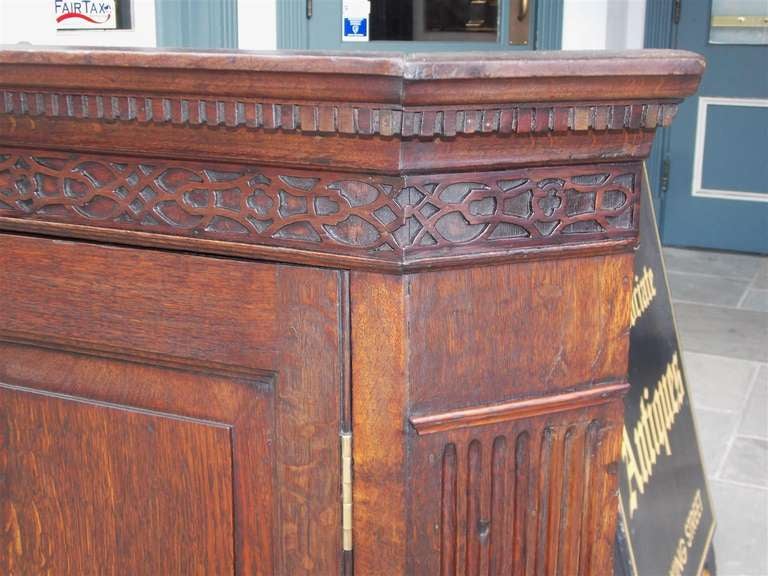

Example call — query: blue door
[278,0,563,51]
[655,0,768,254]
[155,0,238,49]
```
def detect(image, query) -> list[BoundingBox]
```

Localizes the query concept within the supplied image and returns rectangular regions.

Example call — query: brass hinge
[341,432,353,552]
[673,0,682,24]
[660,156,671,196]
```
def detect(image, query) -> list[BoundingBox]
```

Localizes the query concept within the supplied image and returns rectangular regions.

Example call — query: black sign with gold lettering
[615,169,716,576]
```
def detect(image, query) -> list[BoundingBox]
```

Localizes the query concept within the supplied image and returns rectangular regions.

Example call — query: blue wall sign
[342,1,369,42]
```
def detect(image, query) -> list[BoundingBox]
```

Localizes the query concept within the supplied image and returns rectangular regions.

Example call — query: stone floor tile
[684,352,757,412]
[694,408,739,475]
[710,480,768,576]
[739,365,768,439]
[753,260,768,290]
[664,248,768,575]
[668,272,750,307]
[663,247,764,280]
[720,437,768,487]
[674,303,768,362]
[741,288,768,313]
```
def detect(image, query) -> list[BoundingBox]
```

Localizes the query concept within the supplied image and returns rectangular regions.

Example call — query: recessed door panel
[0,233,343,575]
[1,382,237,575]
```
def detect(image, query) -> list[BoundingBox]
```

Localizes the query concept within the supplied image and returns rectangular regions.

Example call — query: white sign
[55,0,117,30]
[342,0,370,42]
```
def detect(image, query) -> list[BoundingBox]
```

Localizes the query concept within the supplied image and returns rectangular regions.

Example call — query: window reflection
[370,0,499,42]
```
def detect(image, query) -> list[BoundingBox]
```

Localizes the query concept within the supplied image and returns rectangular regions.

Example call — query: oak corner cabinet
[0,46,703,575]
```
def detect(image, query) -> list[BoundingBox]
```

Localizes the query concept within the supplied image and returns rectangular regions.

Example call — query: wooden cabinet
[0,47,703,574]
[0,234,343,574]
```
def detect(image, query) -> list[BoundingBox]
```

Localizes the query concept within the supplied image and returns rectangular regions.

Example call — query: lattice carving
[0,150,639,262]
[0,89,677,138]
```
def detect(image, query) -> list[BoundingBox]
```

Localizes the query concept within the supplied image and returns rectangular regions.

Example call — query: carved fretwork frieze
[0,89,677,138]
[0,149,640,269]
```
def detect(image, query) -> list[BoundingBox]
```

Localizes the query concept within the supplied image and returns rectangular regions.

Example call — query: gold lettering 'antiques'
[618,167,715,576]
[622,352,686,517]
[631,266,657,327]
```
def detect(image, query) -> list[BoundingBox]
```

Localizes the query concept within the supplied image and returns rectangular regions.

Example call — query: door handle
[307,0,313,19]
[518,0,529,21]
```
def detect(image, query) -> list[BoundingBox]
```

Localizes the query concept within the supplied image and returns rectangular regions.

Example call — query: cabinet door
[0,233,344,575]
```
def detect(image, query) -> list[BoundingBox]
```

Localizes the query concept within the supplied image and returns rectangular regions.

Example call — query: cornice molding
[0,48,704,270]
[0,89,679,138]
[0,47,705,106]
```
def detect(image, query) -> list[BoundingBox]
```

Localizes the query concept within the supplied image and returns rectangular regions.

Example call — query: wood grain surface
[1,382,236,575]
[0,233,343,575]
[0,48,703,575]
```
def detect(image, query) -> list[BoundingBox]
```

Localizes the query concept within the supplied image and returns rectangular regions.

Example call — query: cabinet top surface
[0,46,704,78]
[0,46,704,105]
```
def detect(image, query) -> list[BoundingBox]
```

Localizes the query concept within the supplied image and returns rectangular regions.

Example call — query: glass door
[304,0,538,50]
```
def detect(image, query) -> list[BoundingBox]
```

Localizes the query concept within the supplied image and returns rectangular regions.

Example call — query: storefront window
[370,0,499,42]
